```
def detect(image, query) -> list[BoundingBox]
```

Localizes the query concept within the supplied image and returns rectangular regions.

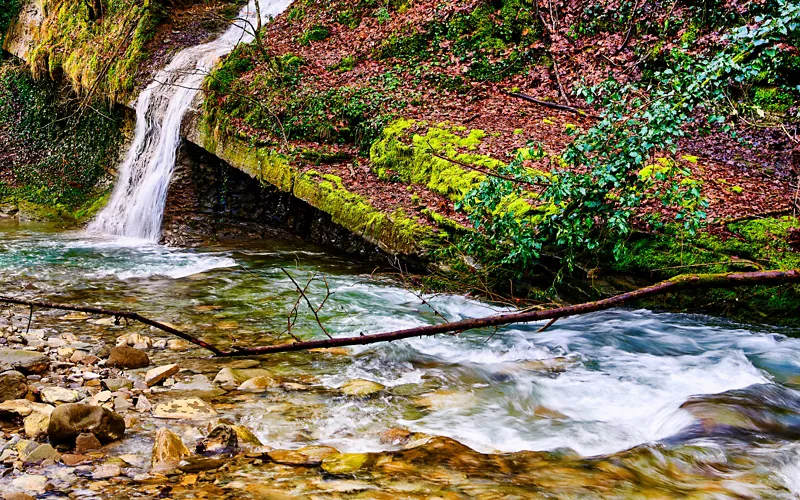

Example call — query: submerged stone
[321,453,369,474]
[268,445,339,466]
[238,375,278,392]
[152,398,217,419]
[212,367,271,390]
[339,379,385,396]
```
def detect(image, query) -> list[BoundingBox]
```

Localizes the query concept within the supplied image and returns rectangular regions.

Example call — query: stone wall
[161,140,393,264]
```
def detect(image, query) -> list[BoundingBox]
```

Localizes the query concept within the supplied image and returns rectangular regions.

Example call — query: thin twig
[281,269,333,338]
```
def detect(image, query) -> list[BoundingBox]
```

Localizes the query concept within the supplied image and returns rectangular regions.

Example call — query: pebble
[144,364,180,387]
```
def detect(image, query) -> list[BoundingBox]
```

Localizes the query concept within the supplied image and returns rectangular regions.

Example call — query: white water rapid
[88,0,292,241]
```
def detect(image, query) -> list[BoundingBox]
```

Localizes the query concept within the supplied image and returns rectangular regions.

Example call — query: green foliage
[328,55,356,73]
[456,1,800,275]
[753,86,795,113]
[0,0,22,47]
[0,64,123,208]
[298,25,330,46]
[378,0,542,81]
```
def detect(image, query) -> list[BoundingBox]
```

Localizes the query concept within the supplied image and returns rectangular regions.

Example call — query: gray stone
[102,379,133,392]
[0,349,49,374]
[39,387,80,404]
[22,443,60,464]
[0,371,28,402]
[152,398,217,420]
[47,403,125,446]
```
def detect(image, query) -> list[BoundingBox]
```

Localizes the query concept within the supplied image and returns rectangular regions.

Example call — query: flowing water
[2,221,800,497]
[88,0,292,241]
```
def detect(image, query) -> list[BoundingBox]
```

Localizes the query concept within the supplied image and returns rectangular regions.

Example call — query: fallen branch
[0,297,224,356]
[2,270,798,357]
[508,92,597,118]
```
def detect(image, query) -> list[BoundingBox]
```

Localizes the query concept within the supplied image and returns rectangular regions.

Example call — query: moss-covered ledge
[183,112,439,260]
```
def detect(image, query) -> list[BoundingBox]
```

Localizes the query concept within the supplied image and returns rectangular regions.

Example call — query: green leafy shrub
[298,25,330,45]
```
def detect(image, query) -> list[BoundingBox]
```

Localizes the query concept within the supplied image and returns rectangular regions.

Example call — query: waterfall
[88,0,292,241]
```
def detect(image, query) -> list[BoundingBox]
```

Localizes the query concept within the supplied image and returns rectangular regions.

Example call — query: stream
[1,221,800,497]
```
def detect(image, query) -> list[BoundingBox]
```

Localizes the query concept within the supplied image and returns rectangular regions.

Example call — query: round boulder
[106,346,150,369]
[47,403,125,446]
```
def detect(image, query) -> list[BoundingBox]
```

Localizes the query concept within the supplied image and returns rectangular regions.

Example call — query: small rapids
[2,222,800,496]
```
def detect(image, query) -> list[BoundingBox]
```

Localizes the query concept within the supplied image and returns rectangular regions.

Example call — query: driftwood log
[1,269,798,357]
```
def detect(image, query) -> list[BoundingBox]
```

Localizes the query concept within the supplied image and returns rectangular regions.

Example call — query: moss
[298,24,330,46]
[196,119,437,257]
[370,119,507,201]
[753,87,794,114]
[73,189,112,223]
[611,218,800,325]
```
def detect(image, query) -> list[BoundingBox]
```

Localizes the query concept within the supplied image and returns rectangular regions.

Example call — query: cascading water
[88,0,292,241]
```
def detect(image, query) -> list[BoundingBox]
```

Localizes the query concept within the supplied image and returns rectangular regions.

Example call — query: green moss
[370,119,507,201]
[753,87,794,114]
[298,25,330,46]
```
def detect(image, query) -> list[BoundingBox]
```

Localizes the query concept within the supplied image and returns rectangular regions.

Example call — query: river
[1,220,799,497]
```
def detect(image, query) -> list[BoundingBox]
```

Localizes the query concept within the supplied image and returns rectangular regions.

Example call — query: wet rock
[114,396,133,412]
[40,387,80,404]
[102,379,133,392]
[116,333,152,348]
[93,464,121,479]
[152,339,167,349]
[69,350,88,364]
[74,433,102,454]
[321,453,369,474]
[212,367,271,390]
[47,403,125,446]
[0,349,49,374]
[414,390,476,410]
[0,399,54,418]
[152,428,191,467]
[171,375,225,397]
[145,364,179,387]
[23,413,49,439]
[267,445,339,466]
[178,456,224,473]
[135,395,152,412]
[0,371,28,402]
[380,428,412,446]
[107,346,150,369]
[10,474,48,495]
[237,375,278,392]
[196,424,237,454]
[91,391,113,407]
[309,347,351,356]
[339,379,385,396]
[22,443,60,464]
[167,339,191,351]
[231,425,262,447]
[152,398,217,419]
[60,453,90,466]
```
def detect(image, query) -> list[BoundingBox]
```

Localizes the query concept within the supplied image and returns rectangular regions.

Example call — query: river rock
[167,339,191,351]
[107,346,150,369]
[47,403,125,446]
[268,445,339,466]
[22,443,60,464]
[0,371,28,402]
[380,428,412,445]
[212,367,271,390]
[152,398,217,419]
[10,475,48,495]
[152,428,191,467]
[116,333,152,348]
[238,375,278,392]
[40,387,80,404]
[102,378,133,392]
[74,433,102,453]
[0,349,49,374]
[232,425,262,447]
[61,453,90,466]
[145,364,179,386]
[135,395,152,412]
[321,453,369,474]
[0,399,54,418]
[339,379,385,396]
[196,424,237,454]
[23,413,49,439]
[93,464,121,479]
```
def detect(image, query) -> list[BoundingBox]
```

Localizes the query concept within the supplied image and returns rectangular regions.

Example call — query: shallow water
[2,221,800,497]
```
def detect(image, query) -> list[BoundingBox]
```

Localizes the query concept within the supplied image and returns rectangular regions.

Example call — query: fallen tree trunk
[1,269,798,357]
